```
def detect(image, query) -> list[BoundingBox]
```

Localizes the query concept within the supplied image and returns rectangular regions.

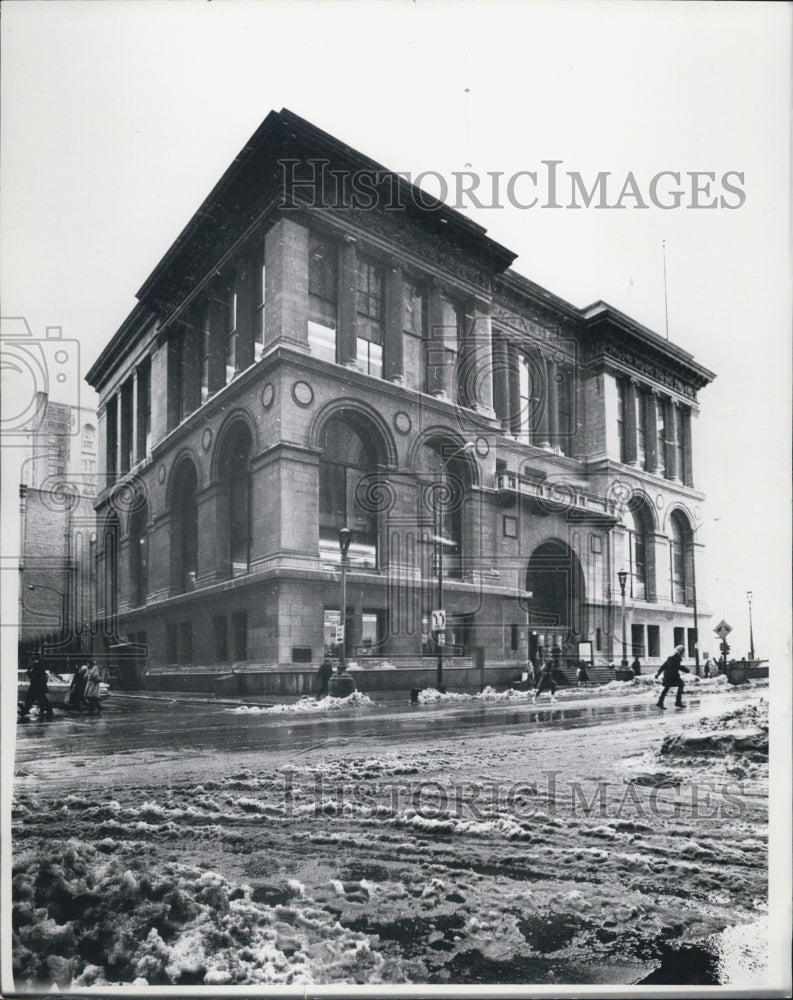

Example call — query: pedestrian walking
[631,656,642,677]
[67,664,89,710]
[84,663,103,714]
[576,662,589,686]
[522,660,535,687]
[19,659,54,720]
[654,644,689,709]
[703,657,712,678]
[316,657,333,699]
[533,659,557,703]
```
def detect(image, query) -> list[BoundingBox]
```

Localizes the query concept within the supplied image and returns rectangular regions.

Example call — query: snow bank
[659,699,768,762]
[228,691,373,715]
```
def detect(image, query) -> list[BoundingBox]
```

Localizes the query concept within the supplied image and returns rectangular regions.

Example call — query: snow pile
[12,840,392,988]
[228,691,373,715]
[659,699,768,762]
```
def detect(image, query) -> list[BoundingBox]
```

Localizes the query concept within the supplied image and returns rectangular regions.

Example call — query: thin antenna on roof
[662,239,670,340]
[464,87,472,168]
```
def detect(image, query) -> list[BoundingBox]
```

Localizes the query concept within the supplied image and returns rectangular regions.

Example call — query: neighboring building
[86,109,714,687]
[19,392,99,497]
[18,484,96,668]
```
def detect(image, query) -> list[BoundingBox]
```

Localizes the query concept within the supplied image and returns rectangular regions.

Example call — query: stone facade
[86,110,715,685]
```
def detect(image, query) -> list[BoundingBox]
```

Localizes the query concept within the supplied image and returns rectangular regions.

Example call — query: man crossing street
[655,644,689,709]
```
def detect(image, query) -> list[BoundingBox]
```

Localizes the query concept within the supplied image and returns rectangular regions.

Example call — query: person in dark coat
[67,664,89,710]
[533,659,557,703]
[19,660,54,719]
[316,657,334,699]
[655,644,689,708]
[631,657,642,677]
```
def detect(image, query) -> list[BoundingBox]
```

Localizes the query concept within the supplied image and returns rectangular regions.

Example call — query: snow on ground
[228,691,374,715]
[11,688,769,989]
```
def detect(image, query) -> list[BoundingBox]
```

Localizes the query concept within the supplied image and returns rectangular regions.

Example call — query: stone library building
[86,109,714,693]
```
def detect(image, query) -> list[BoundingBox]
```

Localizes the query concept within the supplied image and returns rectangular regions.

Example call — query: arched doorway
[526,539,585,660]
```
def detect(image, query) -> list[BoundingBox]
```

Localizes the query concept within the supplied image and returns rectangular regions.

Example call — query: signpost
[713,620,732,672]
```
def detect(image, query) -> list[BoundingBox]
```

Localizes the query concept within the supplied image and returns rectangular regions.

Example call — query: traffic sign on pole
[431,609,446,632]
[713,620,732,640]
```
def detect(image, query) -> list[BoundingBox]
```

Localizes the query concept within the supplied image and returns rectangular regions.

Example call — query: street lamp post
[747,590,755,661]
[434,441,475,692]
[328,526,355,698]
[617,568,628,668]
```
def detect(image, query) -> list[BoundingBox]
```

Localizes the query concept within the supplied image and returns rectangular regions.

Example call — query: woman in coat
[655,645,689,708]
[84,663,103,714]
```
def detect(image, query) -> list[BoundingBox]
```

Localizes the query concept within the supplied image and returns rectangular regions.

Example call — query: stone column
[182,316,200,416]
[383,264,404,383]
[207,291,226,394]
[623,379,638,465]
[507,344,522,437]
[264,217,310,351]
[130,369,140,467]
[469,297,495,418]
[426,284,448,398]
[492,334,511,432]
[196,481,225,586]
[337,237,358,368]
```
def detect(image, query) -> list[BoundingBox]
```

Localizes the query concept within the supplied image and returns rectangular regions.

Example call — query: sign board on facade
[335,625,345,643]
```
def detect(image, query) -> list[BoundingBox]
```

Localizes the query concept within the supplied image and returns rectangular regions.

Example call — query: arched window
[669,510,690,605]
[625,500,652,601]
[104,512,120,619]
[172,462,198,592]
[319,417,379,568]
[129,498,149,606]
[219,424,252,578]
[418,439,472,580]
[83,424,96,450]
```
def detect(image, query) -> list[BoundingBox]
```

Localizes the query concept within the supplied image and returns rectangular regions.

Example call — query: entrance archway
[526,539,586,648]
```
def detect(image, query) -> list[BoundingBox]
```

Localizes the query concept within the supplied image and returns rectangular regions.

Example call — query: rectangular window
[136,357,151,461]
[631,623,645,658]
[402,279,425,390]
[630,531,646,601]
[655,399,666,477]
[676,408,687,483]
[557,364,575,455]
[232,611,248,661]
[636,391,647,469]
[199,307,211,405]
[616,379,627,463]
[225,279,238,385]
[179,622,193,664]
[308,235,338,363]
[670,540,685,604]
[254,245,265,362]
[673,626,685,650]
[647,625,660,658]
[213,615,228,662]
[503,515,518,538]
[120,379,134,474]
[355,258,384,377]
[166,624,178,665]
[687,627,698,660]
[596,627,602,652]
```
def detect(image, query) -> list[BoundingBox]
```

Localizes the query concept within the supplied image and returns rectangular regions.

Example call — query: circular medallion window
[656,494,665,509]
[393,411,411,435]
[158,464,166,484]
[475,436,490,458]
[261,382,275,410]
[202,428,213,451]
[292,381,314,407]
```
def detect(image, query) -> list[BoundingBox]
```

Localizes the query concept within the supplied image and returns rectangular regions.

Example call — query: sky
[1,0,791,667]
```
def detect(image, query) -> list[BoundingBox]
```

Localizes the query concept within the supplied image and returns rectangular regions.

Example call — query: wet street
[12,681,770,989]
